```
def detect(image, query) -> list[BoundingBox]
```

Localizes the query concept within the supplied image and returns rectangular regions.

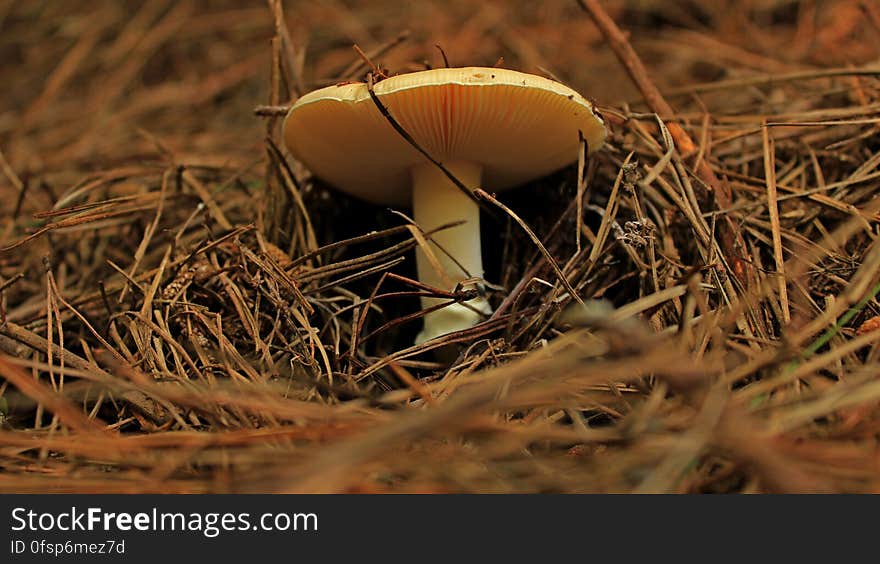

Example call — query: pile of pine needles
[1,0,879,493]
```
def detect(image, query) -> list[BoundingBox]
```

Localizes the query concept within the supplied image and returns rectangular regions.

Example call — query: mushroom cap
[283,67,606,206]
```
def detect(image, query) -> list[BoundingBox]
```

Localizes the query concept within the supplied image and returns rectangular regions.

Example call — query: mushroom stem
[411,160,492,344]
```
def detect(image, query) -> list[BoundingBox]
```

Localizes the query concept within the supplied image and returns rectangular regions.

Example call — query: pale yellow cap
[283,67,606,206]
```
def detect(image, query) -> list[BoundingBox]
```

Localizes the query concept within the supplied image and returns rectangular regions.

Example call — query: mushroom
[283,67,606,343]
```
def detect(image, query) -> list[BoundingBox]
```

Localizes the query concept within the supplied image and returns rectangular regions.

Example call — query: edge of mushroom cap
[289,67,605,126]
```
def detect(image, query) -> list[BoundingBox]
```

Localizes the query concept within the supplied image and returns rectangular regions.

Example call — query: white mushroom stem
[411,160,492,344]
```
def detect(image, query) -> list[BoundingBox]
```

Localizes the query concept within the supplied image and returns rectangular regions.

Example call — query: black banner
[0,494,868,562]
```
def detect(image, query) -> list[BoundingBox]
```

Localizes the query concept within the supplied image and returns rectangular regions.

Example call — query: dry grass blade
[576,0,751,286]
[0,355,107,435]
